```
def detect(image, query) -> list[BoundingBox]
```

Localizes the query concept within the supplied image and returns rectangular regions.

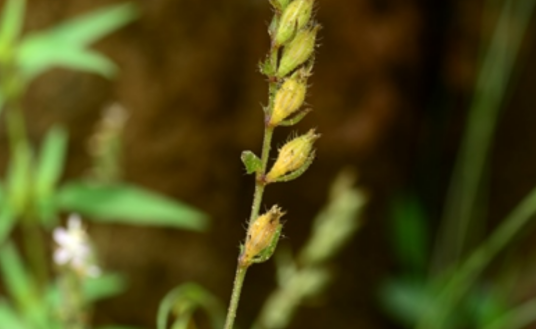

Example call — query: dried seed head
[269,76,307,126]
[265,129,319,183]
[274,0,314,46]
[240,206,285,267]
[277,25,319,78]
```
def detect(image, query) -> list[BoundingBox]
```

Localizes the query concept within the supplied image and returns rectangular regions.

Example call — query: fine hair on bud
[277,24,320,78]
[265,129,320,183]
[269,75,308,126]
[240,205,285,267]
[274,0,315,47]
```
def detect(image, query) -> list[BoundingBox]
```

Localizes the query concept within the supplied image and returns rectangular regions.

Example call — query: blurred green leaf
[467,288,508,328]
[19,39,117,79]
[17,2,137,80]
[35,126,67,226]
[6,143,32,217]
[37,3,137,46]
[157,283,225,329]
[0,243,49,329]
[484,297,536,329]
[57,181,208,231]
[241,150,262,174]
[0,0,25,51]
[0,299,29,329]
[380,279,435,327]
[83,273,127,302]
[0,206,15,244]
[390,194,429,274]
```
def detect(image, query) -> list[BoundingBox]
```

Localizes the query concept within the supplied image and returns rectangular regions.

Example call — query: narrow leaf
[19,40,116,79]
[0,243,48,328]
[0,0,25,50]
[0,206,15,244]
[37,3,137,47]
[6,143,32,216]
[241,150,262,174]
[57,181,208,231]
[36,126,67,196]
[34,127,66,227]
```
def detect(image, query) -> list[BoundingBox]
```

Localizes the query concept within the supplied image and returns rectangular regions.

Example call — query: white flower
[53,214,101,277]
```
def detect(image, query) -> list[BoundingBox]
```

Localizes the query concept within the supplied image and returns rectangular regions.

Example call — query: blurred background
[4,0,536,328]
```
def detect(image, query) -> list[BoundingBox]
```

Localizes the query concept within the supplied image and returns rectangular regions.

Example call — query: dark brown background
[6,0,536,328]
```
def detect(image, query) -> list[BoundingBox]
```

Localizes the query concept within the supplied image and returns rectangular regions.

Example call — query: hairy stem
[224,266,248,329]
[224,125,274,329]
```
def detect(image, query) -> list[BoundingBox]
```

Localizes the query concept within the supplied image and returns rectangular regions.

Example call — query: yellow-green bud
[240,206,285,267]
[274,0,314,46]
[266,129,319,182]
[277,25,319,78]
[269,77,307,126]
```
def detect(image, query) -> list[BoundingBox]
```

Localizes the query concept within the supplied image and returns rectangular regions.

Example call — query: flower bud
[240,206,285,267]
[269,76,307,126]
[266,129,319,182]
[274,0,314,46]
[277,25,319,78]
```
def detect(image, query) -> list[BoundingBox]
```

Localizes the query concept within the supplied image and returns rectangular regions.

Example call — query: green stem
[224,7,282,326]
[434,0,536,272]
[417,186,536,329]
[224,126,274,329]
[223,266,248,329]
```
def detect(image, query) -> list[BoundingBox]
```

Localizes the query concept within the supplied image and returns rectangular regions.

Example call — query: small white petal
[54,249,71,265]
[53,229,70,246]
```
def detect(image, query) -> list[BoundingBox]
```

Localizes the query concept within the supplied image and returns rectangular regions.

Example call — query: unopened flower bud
[240,206,285,267]
[274,0,314,46]
[277,25,319,78]
[269,76,307,126]
[266,129,319,182]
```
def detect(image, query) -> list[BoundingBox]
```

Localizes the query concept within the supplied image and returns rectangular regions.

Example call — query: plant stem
[417,185,536,329]
[224,126,274,329]
[434,0,536,272]
[224,265,248,329]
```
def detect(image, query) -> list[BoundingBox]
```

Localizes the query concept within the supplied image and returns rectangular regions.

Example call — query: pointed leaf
[18,3,137,80]
[241,150,262,174]
[57,181,208,231]
[0,0,25,51]
[19,41,117,79]
[37,3,137,47]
